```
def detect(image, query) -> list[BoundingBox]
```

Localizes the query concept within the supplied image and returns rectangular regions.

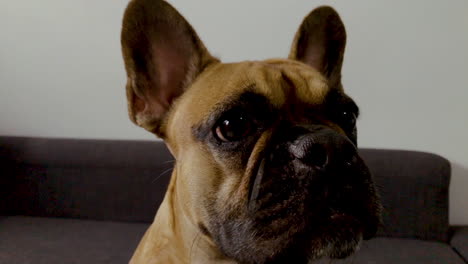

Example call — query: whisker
[189,231,201,262]
[152,167,174,183]
[163,159,175,165]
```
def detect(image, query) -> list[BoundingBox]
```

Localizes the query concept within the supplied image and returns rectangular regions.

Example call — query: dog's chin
[267,210,366,262]
[210,206,368,264]
[308,213,364,260]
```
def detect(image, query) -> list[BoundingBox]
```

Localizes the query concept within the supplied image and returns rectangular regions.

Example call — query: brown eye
[215,115,252,142]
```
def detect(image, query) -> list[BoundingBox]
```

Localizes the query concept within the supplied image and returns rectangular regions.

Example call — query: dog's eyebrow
[325,90,360,117]
[351,101,360,117]
[191,90,275,142]
[343,99,359,117]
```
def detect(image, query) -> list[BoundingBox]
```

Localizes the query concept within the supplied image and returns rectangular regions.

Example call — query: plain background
[0,0,467,225]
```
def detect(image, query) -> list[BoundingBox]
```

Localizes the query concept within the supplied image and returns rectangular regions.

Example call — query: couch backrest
[360,149,450,242]
[0,136,172,223]
[0,137,450,242]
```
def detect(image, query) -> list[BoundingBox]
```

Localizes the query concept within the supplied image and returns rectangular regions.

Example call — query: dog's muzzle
[213,124,381,263]
[246,124,381,257]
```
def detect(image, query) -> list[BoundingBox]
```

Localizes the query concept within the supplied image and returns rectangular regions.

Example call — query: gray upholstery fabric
[0,216,149,264]
[0,217,464,264]
[0,137,453,241]
[451,227,468,262]
[312,237,465,264]
[360,149,451,242]
[0,136,465,264]
[0,136,173,222]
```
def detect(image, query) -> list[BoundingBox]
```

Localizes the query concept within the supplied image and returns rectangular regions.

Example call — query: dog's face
[121,0,381,263]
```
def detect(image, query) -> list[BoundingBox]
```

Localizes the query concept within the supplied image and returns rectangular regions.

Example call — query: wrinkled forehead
[172,59,329,127]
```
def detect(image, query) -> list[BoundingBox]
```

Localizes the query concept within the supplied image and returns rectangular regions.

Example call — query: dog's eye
[215,115,252,142]
[339,111,356,129]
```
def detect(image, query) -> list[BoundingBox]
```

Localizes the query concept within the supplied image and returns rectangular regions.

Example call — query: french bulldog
[120,0,381,263]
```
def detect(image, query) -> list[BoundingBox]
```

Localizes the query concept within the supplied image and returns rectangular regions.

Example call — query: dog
[120,0,381,263]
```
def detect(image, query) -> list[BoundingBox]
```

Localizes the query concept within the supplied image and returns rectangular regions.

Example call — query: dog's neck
[130,169,236,264]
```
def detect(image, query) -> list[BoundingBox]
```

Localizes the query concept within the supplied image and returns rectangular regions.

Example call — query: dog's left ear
[289,6,346,89]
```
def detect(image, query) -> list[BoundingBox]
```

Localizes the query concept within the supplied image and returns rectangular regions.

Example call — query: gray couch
[0,136,466,264]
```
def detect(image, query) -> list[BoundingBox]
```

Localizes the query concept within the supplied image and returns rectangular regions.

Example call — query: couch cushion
[360,149,451,242]
[1,218,464,264]
[451,226,468,262]
[0,216,149,264]
[312,237,464,264]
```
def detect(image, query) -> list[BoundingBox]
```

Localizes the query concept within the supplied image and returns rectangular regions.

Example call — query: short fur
[120,1,381,263]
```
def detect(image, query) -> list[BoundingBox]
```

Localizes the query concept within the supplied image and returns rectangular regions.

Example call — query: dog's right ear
[121,0,218,137]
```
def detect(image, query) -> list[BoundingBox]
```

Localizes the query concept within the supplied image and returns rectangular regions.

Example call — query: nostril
[300,144,328,169]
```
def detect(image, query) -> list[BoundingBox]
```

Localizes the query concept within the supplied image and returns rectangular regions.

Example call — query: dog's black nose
[289,139,328,168]
[288,126,356,171]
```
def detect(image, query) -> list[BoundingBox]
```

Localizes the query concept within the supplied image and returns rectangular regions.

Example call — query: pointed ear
[289,6,346,88]
[121,0,218,137]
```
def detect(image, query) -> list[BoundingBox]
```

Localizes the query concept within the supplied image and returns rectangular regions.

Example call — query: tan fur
[121,1,354,263]
[130,63,331,264]
[166,60,328,151]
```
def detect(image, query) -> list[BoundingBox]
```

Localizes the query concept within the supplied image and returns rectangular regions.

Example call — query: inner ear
[150,30,196,107]
[121,0,218,136]
[289,6,346,87]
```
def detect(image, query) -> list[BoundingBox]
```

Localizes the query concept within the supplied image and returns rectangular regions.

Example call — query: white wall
[1,0,467,225]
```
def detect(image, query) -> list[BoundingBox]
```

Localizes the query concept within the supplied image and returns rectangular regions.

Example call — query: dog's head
[121,0,381,263]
